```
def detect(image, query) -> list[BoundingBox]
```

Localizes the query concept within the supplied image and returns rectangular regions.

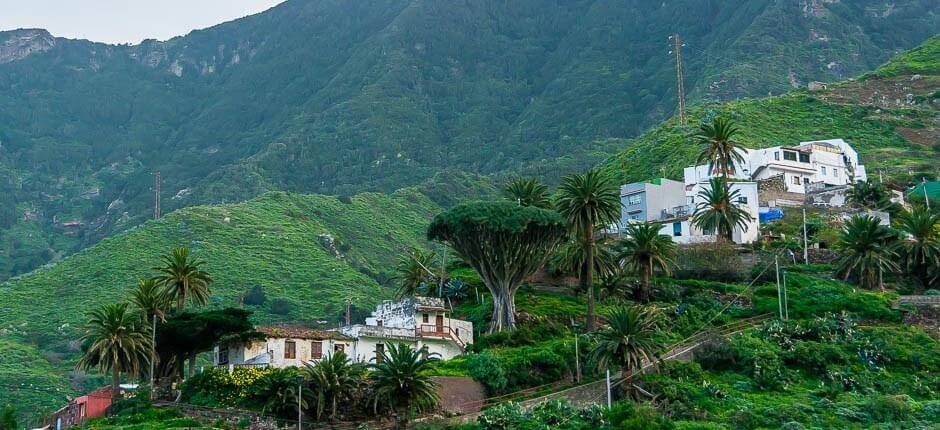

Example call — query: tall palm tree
[370,343,440,429]
[589,306,662,397]
[394,247,437,298]
[503,178,553,209]
[691,177,753,242]
[694,117,746,178]
[897,207,940,290]
[550,238,617,293]
[835,216,900,290]
[77,303,153,400]
[128,279,172,391]
[556,168,621,330]
[303,351,367,421]
[617,223,677,303]
[153,247,212,310]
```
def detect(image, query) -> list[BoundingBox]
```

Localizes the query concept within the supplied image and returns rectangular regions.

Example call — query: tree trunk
[150,314,157,397]
[177,286,185,310]
[488,285,517,333]
[188,351,197,378]
[112,365,121,401]
[640,261,651,303]
[584,225,596,331]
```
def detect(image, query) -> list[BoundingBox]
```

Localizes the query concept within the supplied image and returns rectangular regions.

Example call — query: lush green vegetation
[0,189,439,412]
[1,1,937,281]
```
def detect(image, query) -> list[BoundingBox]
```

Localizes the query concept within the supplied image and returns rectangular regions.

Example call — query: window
[377,320,383,327]
[799,153,810,163]
[455,328,460,336]
[792,175,801,185]
[218,346,229,365]
[774,152,780,161]
[738,196,748,204]
[334,343,345,353]
[820,166,827,175]
[284,340,296,359]
[627,194,642,205]
[783,151,797,161]
[311,341,323,359]
[673,222,682,237]
[375,343,385,364]
[422,313,429,324]
[833,169,839,177]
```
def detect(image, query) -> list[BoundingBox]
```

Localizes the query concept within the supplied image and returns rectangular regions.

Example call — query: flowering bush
[180,367,274,407]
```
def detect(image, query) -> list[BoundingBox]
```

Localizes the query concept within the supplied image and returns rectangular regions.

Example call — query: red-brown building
[49,387,112,429]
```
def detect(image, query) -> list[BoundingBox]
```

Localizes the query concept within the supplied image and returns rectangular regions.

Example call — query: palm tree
[847,181,893,211]
[394,247,437,298]
[77,303,153,400]
[589,306,662,397]
[617,223,677,303]
[694,117,746,178]
[128,278,172,391]
[503,178,553,209]
[153,247,212,310]
[550,238,617,295]
[370,343,440,429]
[691,177,753,242]
[303,351,367,421]
[835,216,901,290]
[897,207,940,290]
[556,168,621,330]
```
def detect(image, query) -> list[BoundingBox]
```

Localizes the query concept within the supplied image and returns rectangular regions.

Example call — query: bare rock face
[0,29,55,64]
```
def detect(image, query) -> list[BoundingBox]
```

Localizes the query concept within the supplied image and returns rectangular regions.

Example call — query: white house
[684,139,867,197]
[660,181,759,244]
[214,326,355,369]
[213,297,473,369]
[340,296,473,363]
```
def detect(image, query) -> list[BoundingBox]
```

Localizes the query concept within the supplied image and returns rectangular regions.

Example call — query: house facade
[664,181,760,244]
[214,326,354,369]
[49,387,113,430]
[213,297,473,369]
[683,139,867,199]
[619,178,687,226]
[341,296,473,363]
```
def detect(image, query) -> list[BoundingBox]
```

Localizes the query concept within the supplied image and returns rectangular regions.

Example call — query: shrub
[730,334,787,390]
[607,402,675,429]
[694,338,737,371]
[674,243,746,282]
[243,285,266,306]
[476,402,527,430]
[867,394,913,423]
[466,351,508,394]
[269,298,293,315]
[785,341,851,374]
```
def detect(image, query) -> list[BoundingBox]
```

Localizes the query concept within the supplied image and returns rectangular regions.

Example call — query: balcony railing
[662,204,692,220]
[416,324,467,350]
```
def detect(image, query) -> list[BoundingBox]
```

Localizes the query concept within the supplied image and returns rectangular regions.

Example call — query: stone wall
[758,175,805,206]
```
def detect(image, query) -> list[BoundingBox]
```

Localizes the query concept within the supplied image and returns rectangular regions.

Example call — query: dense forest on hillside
[1,0,937,280]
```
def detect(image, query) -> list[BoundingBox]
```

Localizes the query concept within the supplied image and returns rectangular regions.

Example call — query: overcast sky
[0,0,286,44]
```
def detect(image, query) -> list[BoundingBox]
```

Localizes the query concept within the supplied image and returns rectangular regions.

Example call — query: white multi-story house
[340,296,473,363]
[661,181,760,244]
[212,297,473,369]
[684,139,867,196]
[618,178,687,226]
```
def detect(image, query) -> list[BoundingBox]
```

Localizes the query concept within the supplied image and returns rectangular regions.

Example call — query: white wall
[214,337,352,368]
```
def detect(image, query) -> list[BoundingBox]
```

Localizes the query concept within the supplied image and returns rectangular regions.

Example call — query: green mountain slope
[1,0,937,280]
[603,35,940,184]
[0,188,441,411]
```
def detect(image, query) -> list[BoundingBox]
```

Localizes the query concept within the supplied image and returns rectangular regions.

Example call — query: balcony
[661,204,692,220]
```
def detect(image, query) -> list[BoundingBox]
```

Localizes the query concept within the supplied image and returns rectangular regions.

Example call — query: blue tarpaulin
[759,207,785,223]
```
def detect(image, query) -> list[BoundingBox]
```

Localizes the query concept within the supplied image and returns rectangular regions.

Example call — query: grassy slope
[602,35,940,184]
[0,188,440,413]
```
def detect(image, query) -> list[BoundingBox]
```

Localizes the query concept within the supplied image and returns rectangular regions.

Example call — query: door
[435,315,444,333]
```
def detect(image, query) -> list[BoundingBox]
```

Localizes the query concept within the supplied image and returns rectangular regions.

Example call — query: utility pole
[153,171,161,219]
[923,178,931,210]
[297,377,303,430]
[344,299,351,326]
[574,334,581,383]
[775,255,784,320]
[671,33,687,125]
[802,208,809,264]
[605,369,612,409]
[782,270,789,321]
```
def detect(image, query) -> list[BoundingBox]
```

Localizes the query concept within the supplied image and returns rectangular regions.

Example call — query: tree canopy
[428,201,567,332]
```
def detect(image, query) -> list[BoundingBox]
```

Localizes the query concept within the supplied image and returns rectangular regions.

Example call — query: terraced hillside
[602,35,940,184]
[0,188,441,412]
